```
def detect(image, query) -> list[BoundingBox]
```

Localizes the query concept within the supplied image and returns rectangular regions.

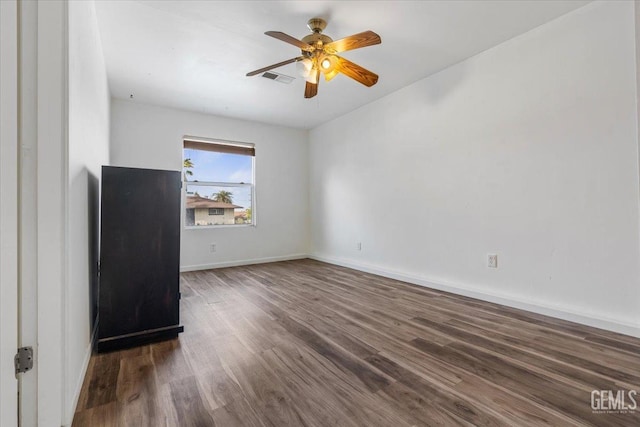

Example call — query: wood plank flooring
[73,259,640,426]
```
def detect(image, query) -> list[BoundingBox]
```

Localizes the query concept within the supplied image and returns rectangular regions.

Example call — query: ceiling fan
[246,18,381,98]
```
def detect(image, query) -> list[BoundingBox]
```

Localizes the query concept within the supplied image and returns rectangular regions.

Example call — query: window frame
[182,136,256,230]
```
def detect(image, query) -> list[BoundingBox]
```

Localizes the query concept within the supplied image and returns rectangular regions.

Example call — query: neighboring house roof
[235,210,247,219]
[186,195,241,209]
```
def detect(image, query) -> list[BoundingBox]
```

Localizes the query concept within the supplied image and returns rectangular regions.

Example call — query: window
[183,137,255,227]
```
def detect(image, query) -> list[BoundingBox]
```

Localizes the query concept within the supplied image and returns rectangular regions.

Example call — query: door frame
[0,0,20,425]
[1,2,69,426]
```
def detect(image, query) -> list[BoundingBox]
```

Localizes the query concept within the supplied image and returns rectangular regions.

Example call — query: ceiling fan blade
[246,56,305,76]
[333,56,379,87]
[304,69,319,98]
[324,31,381,54]
[305,81,318,98]
[265,31,314,52]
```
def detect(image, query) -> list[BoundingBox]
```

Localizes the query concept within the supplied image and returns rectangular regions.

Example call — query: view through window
[183,138,254,227]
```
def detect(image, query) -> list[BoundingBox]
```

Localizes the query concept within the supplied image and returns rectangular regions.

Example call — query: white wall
[33,0,69,425]
[309,1,640,336]
[110,100,309,270]
[67,0,110,424]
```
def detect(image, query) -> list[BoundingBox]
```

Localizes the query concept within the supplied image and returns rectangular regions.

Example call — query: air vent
[261,71,295,84]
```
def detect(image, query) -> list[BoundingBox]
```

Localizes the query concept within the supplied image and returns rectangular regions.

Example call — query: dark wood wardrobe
[97,166,183,352]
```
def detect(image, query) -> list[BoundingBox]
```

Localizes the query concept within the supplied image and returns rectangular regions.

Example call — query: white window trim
[182,138,256,229]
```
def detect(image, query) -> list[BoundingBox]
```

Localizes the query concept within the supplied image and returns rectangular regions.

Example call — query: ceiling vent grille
[262,71,294,84]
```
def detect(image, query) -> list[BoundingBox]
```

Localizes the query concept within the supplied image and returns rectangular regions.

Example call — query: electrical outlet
[488,254,498,268]
[210,244,216,253]
[356,242,362,251]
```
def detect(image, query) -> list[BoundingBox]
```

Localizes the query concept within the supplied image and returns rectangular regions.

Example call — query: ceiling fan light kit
[247,18,381,98]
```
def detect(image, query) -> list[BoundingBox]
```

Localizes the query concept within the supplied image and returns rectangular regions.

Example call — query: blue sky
[184,149,252,183]
[184,149,253,209]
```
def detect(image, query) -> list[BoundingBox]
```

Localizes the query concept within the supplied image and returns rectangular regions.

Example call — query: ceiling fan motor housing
[302,18,333,54]
[301,33,333,52]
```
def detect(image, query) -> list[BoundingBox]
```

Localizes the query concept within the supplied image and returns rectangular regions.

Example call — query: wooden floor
[73,259,640,426]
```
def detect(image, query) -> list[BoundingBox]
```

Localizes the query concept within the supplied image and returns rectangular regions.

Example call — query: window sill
[184,224,255,230]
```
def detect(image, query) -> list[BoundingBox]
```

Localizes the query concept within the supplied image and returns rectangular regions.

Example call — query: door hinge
[14,347,33,374]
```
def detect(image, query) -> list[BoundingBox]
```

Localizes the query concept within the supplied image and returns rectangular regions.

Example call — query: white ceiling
[94,0,590,129]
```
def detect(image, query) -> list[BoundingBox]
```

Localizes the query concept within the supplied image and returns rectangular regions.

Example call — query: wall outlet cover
[488,254,498,268]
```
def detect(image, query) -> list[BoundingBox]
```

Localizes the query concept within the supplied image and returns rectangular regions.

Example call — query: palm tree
[212,190,233,204]
[183,158,194,181]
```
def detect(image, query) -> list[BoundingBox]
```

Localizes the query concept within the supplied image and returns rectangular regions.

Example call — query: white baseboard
[180,253,308,272]
[309,253,640,339]
[64,326,96,426]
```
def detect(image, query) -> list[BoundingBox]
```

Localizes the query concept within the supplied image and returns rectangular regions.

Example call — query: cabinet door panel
[99,166,181,341]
